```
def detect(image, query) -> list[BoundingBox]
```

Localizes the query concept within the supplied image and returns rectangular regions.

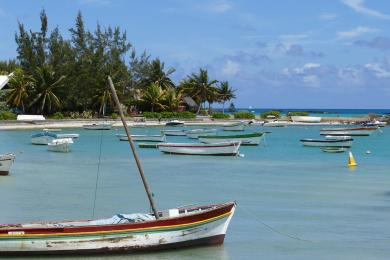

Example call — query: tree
[141,83,166,112]
[164,87,183,112]
[29,65,65,114]
[140,58,175,90]
[217,81,236,113]
[6,68,35,113]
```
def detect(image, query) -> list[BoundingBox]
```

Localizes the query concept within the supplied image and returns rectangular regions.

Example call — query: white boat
[118,134,166,142]
[300,138,353,147]
[290,116,321,123]
[263,121,288,127]
[17,114,45,121]
[361,120,387,127]
[199,132,265,146]
[31,132,58,145]
[321,147,348,153]
[222,122,246,131]
[157,141,241,156]
[165,120,184,127]
[325,135,351,140]
[185,129,218,139]
[160,129,186,136]
[83,123,112,130]
[56,133,80,139]
[0,153,15,176]
[42,128,62,132]
[320,127,378,136]
[48,138,73,153]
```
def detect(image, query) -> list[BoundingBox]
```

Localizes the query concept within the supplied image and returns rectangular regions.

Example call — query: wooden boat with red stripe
[157,141,241,156]
[0,202,235,255]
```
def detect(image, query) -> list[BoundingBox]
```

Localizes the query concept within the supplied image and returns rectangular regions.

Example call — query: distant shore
[0,115,372,130]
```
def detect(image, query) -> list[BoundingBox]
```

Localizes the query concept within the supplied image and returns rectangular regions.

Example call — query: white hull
[291,116,321,123]
[157,142,241,155]
[186,129,218,139]
[263,121,288,127]
[48,139,73,153]
[31,136,54,145]
[320,128,377,136]
[118,134,166,142]
[0,154,15,175]
[222,123,246,131]
[301,139,353,147]
[161,130,186,136]
[56,133,80,139]
[83,124,112,130]
[199,136,263,146]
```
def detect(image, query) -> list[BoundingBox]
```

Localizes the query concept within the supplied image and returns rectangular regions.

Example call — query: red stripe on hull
[0,171,9,176]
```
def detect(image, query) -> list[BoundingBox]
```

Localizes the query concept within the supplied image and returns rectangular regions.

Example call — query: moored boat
[83,123,112,130]
[31,132,58,145]
[199,132,265,146]
[263,121,288,127]
[222,122,246,131]
[56,133,80,139]
[117,134,166,142]
[361,120,387,127]
[48,138,73,153]
[165,120,184,127]
[321,147,348,153]
[320,127,378,136]
[300,138,353,147]
[185,128,218,139]
[290,116,321,123]
[42,128,62,132]
[0,153,15,176]
[160,129,186,136]
[157,141,241,156]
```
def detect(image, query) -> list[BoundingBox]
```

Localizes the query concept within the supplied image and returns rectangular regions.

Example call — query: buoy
[366,150,371,155]
[348,151,357,167]
[239,153,245,158]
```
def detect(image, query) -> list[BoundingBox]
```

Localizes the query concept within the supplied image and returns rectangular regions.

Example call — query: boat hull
[320,127,377,136]
[119,135,166,142]
[222,124,245,131]
[31,136,54,145]
[0,154,15,176]
[199,134,264,146]
[160,130,186,136]
[48,143,72,153]
[291,116,321,123]
[300,139,353,147]
[0,203,235,255]
[186,129,218,139]
[157,142,240,156]
[83,124,112,130]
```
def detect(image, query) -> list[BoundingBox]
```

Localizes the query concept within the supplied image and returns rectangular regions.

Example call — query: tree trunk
[196,102,202,115]
[222,102,225,114]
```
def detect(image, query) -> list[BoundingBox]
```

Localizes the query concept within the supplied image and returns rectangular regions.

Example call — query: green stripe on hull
[199,132,264,139]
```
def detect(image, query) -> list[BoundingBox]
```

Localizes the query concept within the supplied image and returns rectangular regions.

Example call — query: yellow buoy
[348,151,357,167]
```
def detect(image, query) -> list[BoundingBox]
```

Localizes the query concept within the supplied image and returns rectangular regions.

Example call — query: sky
[0,0,390,109]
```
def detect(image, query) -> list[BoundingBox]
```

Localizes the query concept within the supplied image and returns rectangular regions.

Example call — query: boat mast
[108,76,159,219]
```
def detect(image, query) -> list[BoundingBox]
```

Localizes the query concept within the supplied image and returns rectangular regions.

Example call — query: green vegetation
[211,112,230,119]
[234,111,255,119]
[51,112,64,119]
[260,110,281,119]
[142,112,196,119]
[0,111,17,120]
[287,111,309,117]
[111,112,118,119]
[0,10,237,118]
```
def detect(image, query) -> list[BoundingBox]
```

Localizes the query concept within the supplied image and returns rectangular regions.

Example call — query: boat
[118,134,166,142]
[160,129,186,136]
[199,132,265,146]
[263,121,288,127]
[222,122,246,131]
[56,133,80,139]
[42,128,62,132]
[320,127,378,136]
[300,138,353,147]
[31,132,58,145]
[361,120,387,127]
[0,153,15,176]
[185,128,218,139]
[325,135,351,140]
[138,143,159,148]
[0,77,236,255]
[321,147,348,153]
[47,138,73,153]
[165,120,184,127]
[290,116,321,123]
[83,123,112,130]
[157,141,241,156]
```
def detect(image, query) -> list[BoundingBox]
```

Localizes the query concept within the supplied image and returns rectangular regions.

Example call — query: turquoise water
[1,125,390,259]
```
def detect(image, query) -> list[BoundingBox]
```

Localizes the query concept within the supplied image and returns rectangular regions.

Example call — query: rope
[237,204,313,242]
[92,130,104,218]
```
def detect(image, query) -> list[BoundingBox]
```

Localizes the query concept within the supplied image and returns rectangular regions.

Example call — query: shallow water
[1,125,390,259]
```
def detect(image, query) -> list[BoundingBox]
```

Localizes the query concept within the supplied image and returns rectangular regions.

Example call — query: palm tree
[141,83,167,112]
[94,87,114,116]
[6,68,35,113]
[181,68,218,114]
[29,65,65,114]
[164,87,183,112]
[142,58,175,90]
[218,81,236,113]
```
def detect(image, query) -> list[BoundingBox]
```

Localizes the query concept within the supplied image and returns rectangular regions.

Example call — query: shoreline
[0,116,371,130]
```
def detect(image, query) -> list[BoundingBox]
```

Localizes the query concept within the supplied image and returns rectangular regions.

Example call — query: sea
[0,117,390,259]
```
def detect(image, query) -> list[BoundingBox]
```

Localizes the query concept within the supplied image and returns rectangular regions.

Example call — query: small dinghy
[160,129,186,136]
[300,138,353,147]
[222,122,246,131]
[0,153,15,176]
[117,134,166,142]
[321,147,348,153]
[199,132,265,146]
[157,141,241,156]
[165,120,184,127]
[83,123,112,130]
[185,128,218,139]
[56,133,80,139]
[48,138,73,153]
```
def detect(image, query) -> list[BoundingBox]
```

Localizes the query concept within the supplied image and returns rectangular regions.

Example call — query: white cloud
[303,75,320,87]
[365,63,390,78]
[341,0,390,20]
[221,60,240,77]
[319,13,338,21]
[203,0,233,13]
[337,26,378,39]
